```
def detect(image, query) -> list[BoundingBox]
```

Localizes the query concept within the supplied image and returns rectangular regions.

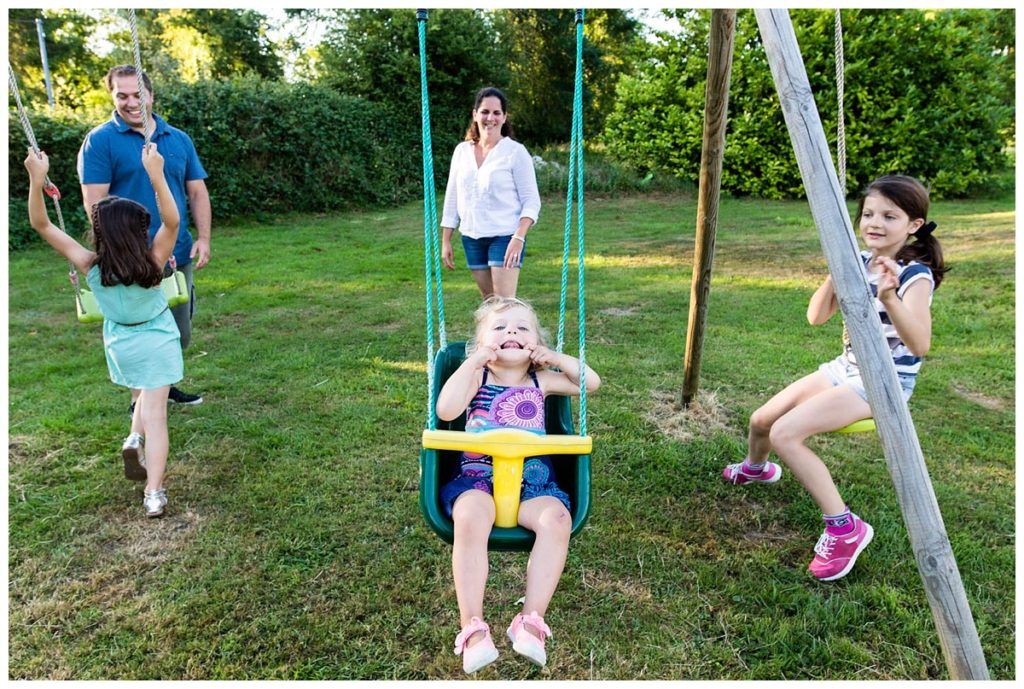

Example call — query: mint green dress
[86,264,183,389]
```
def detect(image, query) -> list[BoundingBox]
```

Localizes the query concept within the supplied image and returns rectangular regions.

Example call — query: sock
[823,507,856,536]
[742,458,766,475]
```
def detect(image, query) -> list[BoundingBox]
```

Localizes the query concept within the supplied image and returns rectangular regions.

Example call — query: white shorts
[818,355,916,403]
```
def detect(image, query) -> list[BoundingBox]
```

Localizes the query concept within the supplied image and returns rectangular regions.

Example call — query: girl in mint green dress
[25,143,182,518]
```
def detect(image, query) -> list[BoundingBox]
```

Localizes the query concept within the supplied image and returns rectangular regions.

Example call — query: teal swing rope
[418,8,588,436]
[556,9,588,435]
[418,9,447,431]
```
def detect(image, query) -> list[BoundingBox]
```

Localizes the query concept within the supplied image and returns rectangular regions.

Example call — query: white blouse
[441,138,541,239]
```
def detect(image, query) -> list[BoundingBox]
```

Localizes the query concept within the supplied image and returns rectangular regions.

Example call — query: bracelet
[510,234,526,244]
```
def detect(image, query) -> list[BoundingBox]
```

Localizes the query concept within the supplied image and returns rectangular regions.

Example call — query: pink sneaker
[722,460,782,485]
[453,617,499,674]
[808,516,874,581]
[507,611,552,667]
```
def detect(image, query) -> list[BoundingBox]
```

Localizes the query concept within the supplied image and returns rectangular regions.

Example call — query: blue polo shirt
[78,111,207,267]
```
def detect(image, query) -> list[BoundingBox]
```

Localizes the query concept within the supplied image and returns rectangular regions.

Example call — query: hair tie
[914,221,937,239]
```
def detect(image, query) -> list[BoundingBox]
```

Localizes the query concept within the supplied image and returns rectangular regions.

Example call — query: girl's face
[859,192,924,258]
[480,305,539,362]
[473,96,506,141]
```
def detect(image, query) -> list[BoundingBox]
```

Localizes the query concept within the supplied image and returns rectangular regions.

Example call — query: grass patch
[7,187,1014,679]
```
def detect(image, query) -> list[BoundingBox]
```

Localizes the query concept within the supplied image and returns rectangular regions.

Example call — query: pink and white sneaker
[507,611,552,667]
[808,516,874,581]
[722,460,782,485]
[453,617,499,674]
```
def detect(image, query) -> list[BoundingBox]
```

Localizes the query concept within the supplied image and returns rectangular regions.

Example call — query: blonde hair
[465,296,549,371]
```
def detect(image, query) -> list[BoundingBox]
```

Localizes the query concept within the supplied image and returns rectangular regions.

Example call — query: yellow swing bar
[422,429,592,527]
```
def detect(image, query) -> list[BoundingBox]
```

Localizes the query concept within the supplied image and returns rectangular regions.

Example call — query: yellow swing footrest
[423,429,592,528]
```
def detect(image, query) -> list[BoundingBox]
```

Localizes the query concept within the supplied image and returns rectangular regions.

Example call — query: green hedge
[602,9,1013,198]
[9,77,422,250]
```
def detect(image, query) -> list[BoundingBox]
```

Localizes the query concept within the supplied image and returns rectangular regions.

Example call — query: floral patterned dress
[440,368,571,518]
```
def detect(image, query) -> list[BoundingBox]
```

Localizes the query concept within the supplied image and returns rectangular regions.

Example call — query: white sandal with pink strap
[507,611,552,667]
[454,616,499,674]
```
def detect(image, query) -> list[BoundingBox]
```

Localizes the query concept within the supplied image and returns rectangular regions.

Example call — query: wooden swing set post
[682,9,736,407]
[754,9,989,680]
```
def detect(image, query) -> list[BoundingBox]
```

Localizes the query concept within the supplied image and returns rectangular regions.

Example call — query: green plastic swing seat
[75,271,189,323]
[419,342,592,552]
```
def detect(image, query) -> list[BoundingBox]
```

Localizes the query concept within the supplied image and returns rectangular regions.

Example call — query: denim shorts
[461,234,525,270]
[819,355,916,402]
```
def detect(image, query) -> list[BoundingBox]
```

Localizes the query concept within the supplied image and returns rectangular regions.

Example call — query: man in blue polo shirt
[79,64,212,414]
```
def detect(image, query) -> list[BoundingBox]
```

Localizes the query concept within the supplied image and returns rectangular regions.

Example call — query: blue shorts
[461,234,525,270]
[819,355,916,402]
[440,456,570,518]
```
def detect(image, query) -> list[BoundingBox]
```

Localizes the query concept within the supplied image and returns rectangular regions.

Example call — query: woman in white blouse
[441,87,541,298]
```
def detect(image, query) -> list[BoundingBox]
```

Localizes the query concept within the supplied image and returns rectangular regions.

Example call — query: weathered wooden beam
[754,9,988,680]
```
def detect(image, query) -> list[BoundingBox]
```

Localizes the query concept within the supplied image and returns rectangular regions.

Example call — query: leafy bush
[602,9,1014,198]
[8,77,422,249]
[531,143,693,196]
[8,110,94,250]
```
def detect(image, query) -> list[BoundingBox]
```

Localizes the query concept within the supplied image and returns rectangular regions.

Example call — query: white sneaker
[122,433,147,481]
[143,488,167,518]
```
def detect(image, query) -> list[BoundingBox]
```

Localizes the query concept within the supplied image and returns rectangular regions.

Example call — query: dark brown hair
[856,175,949,288]
[464,87,514,143]
[105,64,153,98]
[88,196,163,288]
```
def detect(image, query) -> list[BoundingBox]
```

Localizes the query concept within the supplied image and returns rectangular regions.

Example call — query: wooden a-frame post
[754,9,988,680]
[682,9,736,406]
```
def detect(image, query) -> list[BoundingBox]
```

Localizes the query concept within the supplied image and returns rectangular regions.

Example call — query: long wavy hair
[464,87,514,143]
[465,296,549,372]
[857,175,949,288]
[87,196,163,288]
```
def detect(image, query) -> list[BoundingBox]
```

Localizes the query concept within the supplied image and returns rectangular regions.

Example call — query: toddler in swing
[723,175,947,581]
[436,296,601,673]
[25,144,183,518]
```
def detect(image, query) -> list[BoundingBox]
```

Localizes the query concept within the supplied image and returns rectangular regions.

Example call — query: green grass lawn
[7,188,1014,679]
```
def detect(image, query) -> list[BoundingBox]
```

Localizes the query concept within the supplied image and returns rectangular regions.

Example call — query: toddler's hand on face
[525,344,557,367]
[470,343,499,368]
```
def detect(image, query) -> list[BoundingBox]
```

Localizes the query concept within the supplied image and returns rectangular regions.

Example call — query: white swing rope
[834,9,846,196]
[8,62,82,300]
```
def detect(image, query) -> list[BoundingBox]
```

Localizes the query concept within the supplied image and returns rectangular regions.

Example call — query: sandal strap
[454,617,490,655]
[514,611,552,640]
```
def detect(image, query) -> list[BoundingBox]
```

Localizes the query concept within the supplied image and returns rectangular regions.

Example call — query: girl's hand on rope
[872,255,901,303]
[441,236,455,270]
[23,148,48,181]
[141,143,164,179]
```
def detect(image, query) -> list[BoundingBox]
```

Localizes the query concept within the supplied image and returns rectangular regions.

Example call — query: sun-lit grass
[7,187,1014,679]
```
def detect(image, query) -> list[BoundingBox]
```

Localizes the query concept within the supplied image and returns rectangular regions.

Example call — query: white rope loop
[8,61,79,293]
[834,9,846,196]
[128,8,153,147]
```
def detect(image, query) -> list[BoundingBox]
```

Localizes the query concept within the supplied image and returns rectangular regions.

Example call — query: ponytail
[895,225,949,289]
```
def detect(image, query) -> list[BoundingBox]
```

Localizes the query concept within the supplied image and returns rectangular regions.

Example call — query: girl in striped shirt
[723,175,947,582]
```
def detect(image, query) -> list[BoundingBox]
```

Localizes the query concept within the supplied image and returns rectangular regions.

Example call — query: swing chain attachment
[43,181,62,201]
[575,9,584,24]
[416,9,428,22]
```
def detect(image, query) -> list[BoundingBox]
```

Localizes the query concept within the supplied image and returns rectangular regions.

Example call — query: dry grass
[645,388,735,442]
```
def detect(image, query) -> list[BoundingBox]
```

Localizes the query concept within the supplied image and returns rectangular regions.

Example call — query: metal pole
[35,17,54,109]
[754,9,989,680]
[682,9,736,406]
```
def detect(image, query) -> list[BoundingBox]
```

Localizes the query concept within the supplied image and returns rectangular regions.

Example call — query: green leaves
[602,9,1013,198]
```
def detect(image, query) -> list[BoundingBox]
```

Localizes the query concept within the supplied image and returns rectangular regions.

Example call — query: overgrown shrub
[8,110,93,250]
[8,77,423,249]
[603,9,1014,198]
